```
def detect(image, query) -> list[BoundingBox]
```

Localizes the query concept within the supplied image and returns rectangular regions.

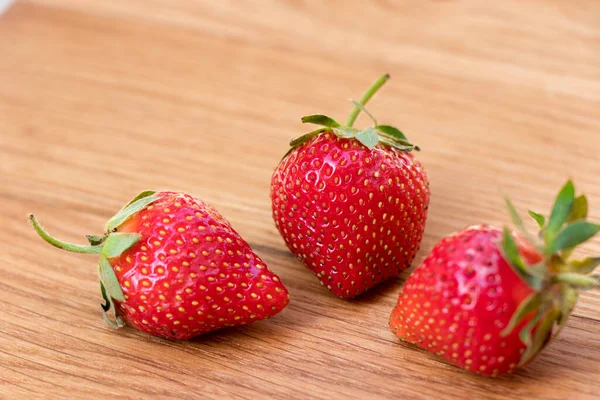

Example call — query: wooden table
[1,1,599,399]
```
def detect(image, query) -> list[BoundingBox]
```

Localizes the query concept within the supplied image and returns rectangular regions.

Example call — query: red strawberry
[390,181,600,376]
[271,74,430,298]
[30,191,290,339]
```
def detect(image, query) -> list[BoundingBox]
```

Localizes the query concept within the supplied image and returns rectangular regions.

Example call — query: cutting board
[1,1,599,399]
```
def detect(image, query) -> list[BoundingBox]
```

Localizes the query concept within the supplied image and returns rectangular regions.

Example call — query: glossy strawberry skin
[271,132,429,298]
[111,192,289,339]
[390,225,543,376]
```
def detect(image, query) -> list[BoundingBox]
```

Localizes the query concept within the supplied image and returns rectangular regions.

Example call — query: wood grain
[1,1,599,399]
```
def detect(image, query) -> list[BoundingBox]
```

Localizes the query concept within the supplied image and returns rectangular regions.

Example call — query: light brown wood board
[0,1,599,399]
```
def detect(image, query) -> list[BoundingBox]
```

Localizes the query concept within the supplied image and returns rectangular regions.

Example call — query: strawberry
[271,74,430,298]
[390,181,600,376]
[30,191,290,339]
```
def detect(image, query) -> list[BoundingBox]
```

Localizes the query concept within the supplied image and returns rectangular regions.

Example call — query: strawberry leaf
[349,99,377,125]
[301,115,341,128]
[545,180,575,244]
[355,127,379,149]
[106,192,159,231]
[505,198,525,232]
[99,255,125,302]
[568,257,600,274]
[124,190,156,207]
[376,127,419,152]
[547,221,600,254]
[289,128,328,147]
[553,272,600,290]
[100,281,125,329]
[378,137,416,152]
[525,262,548,278]
[501,227,543,290]
[102,312,124,329]
[102,233,140,258]
[518,309,542,356]
[505,198,543,248]
[100,281,111,312]
[520,308,559,366]
[528,210,546,229]
[378,133,416,147]
[86,234,106,246]
[567,195,588,223]
[333,126,359,139]
[502,228,526,271]
[501,291,543,337]
[557,285,578,326]
[375,125,407,141]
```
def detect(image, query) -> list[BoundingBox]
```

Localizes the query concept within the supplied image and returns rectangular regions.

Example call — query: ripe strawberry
[30,191,290,339]
[271,74,430,298]
[390,181,600,376]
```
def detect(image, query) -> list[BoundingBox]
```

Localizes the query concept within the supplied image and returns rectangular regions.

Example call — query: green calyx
[501,180,600,367]
[28,190,160,328]
[287,74,419,155]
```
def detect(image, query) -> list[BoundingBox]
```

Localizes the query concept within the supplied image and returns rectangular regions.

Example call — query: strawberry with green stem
[390,181,599,376]
[271,74,429,298]
[30,191,290,339]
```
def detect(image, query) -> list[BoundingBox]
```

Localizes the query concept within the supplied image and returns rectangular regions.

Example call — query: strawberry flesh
[272,133,429,298]
[390,225,541,376]
[113,192,289,339]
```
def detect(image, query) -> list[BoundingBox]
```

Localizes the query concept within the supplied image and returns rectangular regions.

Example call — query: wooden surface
[1,1,599,399]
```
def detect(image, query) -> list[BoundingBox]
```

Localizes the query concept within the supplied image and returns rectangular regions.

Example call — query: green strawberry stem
[29,214,102,254]
[345,73,390,128]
